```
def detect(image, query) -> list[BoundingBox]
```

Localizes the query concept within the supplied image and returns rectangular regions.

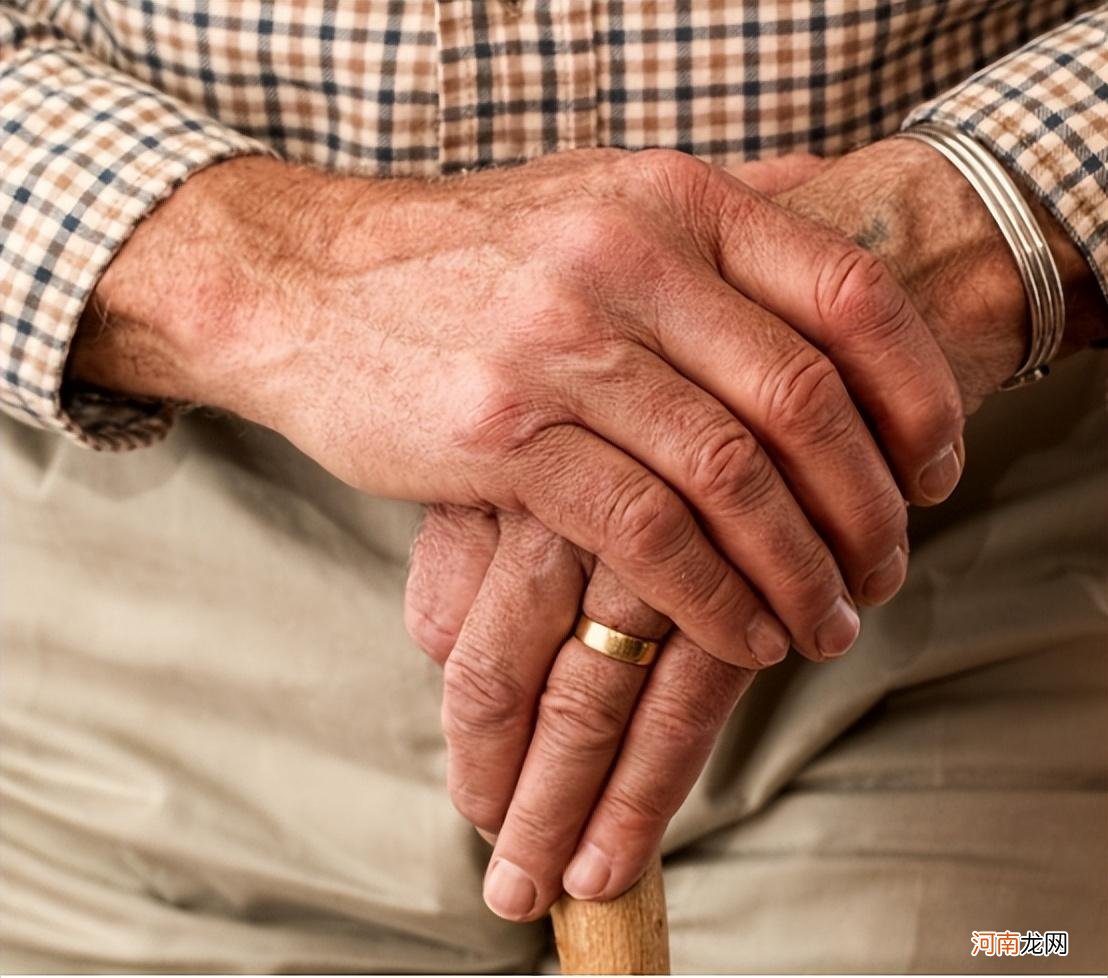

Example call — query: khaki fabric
[1,352,1106,974]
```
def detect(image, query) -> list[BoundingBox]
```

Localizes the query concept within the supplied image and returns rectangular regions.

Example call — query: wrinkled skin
[72,138,1100,923]
[403,142,1102,920]
[75,147,969,676]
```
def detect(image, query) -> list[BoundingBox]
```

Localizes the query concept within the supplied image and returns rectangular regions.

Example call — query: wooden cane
[550,851,669,974]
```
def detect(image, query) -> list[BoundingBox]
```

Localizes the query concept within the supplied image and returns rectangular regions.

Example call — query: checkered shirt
[2,0,1106,449]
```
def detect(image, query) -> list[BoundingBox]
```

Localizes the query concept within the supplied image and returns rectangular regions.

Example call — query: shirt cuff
[903,6,1108,306]
[0,15,270,450]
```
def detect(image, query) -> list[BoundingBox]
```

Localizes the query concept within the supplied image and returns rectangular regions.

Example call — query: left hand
[409,506,755,921]
[407,138,1101,921]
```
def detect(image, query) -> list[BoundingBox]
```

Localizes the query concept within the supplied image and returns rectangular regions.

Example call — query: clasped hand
[398,149,973,921]
[80,140,1022,924]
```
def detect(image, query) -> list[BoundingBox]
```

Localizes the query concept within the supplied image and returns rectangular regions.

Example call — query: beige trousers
[1,353,1106,974]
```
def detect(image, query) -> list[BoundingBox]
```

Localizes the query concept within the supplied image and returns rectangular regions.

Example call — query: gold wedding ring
[573,614,660,667]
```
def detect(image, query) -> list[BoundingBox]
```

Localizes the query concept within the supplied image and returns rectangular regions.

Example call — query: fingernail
[746,611,790,665]
[476,827,498,846]
[484,858,536,920]
[815,597,860,658]
[861,546,907,605]
[919,443,962,503]
[564,842,612,900]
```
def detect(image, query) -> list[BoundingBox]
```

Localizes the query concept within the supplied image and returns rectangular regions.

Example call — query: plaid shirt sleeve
[0,7,267,449]
[906,4,1108,302]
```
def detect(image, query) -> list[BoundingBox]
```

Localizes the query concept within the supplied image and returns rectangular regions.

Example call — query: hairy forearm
[68,156,372,427]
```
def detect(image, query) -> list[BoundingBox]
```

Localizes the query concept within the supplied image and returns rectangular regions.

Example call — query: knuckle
[683,561,746,634]
[633,148,712,192]
[631,149,725,252]
[500,801,558,852]
[605,475,689,565]
[441,652,530,740]
[589,338,649,390]
[848,488,908,545]
[558,204,626,256]
[763,346,853,442]
[892,370,964,443]
[537,675,627,760]
[453,361,564,458]
[603,782,672,837]
[814,247,965,447]
[637,694,719,757]
[632,149,721,245]
[816,244,912,342]
[686,422,769,508]
[773,541,840,605]
[555,203,654,281]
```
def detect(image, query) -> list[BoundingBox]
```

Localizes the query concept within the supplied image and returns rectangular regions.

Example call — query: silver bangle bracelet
[897,121,1066,390]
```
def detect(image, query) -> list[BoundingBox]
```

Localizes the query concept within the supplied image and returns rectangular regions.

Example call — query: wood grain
[551,852,669,975]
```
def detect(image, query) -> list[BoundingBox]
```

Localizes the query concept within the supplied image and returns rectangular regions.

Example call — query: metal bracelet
[897,121,1066,390]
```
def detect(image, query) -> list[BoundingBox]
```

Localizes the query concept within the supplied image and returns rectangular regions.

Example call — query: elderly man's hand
[409,505,754,920]
[72,147,965,672]
[405,139,1103,921]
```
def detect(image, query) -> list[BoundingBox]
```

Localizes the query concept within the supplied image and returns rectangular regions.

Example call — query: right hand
[72,148,963,667]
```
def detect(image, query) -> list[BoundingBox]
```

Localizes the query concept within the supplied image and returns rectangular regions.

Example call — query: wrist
[68,155,362,428]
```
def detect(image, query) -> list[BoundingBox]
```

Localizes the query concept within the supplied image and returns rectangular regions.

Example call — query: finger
[441,515,585,833]
[725,153,833,196]
[507,423,781,669]
[707,166,965,506]
[405,504,499,664]
[642,271,909,608]
[563,633,754,901]
[482,564,669,922]
[565,346,860,660]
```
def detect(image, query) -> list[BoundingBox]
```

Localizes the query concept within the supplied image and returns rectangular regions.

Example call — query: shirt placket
[435,0,598,172]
